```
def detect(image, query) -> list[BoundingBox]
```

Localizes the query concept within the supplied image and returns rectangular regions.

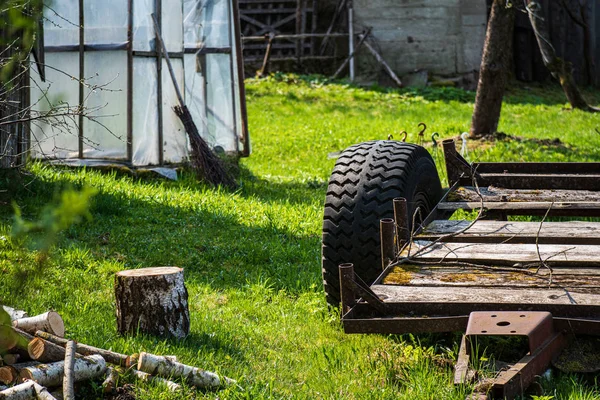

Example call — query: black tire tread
[321,140,442,306]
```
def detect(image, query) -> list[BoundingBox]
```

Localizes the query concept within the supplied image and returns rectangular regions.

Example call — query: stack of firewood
[1,307,235,399]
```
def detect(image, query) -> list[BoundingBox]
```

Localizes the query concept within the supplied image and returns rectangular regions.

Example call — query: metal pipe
[78,0,84,159]
[380,218,396,270]
[155,0,163,165]
[231,0,250,157]
[339,263,355,316]
[347,0,354,81]
[127,0,133,162]
[393,198,410,247]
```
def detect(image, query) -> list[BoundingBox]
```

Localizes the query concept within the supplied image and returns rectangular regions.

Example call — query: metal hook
[417,123,426,146]
[387,134,394,140]
[431,132,439,147]
[400,130,407,142]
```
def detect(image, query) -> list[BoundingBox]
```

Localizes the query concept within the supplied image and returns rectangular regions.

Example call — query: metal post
[380,218,396,270]
[339,263,355,316]
[78,0,84,159]
[127,0,133,162]
[393,198,410,247]
[347,0,354,81]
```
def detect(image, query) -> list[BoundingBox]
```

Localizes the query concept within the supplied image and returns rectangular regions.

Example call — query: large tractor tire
[322,140,443,306]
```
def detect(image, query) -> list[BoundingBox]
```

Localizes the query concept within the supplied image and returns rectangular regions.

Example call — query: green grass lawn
[2,75,600,399]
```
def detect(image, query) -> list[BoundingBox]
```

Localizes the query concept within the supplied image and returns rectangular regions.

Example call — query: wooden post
[361,37,402,87]
[115,267,190,339]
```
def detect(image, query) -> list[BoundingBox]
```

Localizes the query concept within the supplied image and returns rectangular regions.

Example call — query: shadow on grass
[1,167,323,300]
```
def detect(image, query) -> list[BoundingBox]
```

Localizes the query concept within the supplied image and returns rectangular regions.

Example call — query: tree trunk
[527,0,599,112]
[470,0,515,138]
[115,267,190,339]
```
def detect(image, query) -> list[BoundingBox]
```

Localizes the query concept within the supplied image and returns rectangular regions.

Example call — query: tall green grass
[1,75,600,399]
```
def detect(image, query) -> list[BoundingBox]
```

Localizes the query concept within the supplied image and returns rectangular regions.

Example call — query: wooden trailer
[322,139,600,399]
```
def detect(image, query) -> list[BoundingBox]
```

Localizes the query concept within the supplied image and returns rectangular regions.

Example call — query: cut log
[12,312,64,337]
[62,341,75,400]
[2,307,28,321]
[102,367,119,394]
[33,382,57,400]
[0,380,37,400]
[34,332,128,368]
[28,338,73,363]
[131,369,181,392]
[0,380,56,400]
[115,267,190,339]
[0,363,39,385]
[137,352,234,389]
[19,355,106,388]
[2,355,19,365]
[0,366,17,385]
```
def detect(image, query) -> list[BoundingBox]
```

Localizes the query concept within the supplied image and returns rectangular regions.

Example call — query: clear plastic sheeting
[30,0,246,167]
[84,1,127,44]
[83,51,128,159]
[133,0,154,51]
[132,57,159,166]
[29,52,80,159]
[43,1,79,46]
[183,0,231,48]
[163,3,184,52]
[185,53,237,152]
[162,58,188,163]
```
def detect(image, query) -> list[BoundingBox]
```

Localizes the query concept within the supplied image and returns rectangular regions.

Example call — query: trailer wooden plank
[400,240,600,266]
[448,186,600,203]
[472,162,600,175]
[418,220,600,244]
[371,285,600,305]
[381,265,600,288]
[477,173,600,190]
[438,201,600,212]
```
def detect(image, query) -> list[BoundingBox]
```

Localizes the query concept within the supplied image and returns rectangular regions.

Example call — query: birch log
[102,367,119,394]
[2,355,19,365]
[115,267,190,339]
[0,380,57,400]
[131,369,181,392]
[12,312,64,337]
[62,341,75,400]
[137,352,234,389]
[2,307,28,321]
[28,338,73,363]
[19,355,106,387]
[0,362,39,385]
[34,332,129,367]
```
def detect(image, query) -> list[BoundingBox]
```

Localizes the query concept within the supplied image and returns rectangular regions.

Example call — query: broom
[152,14,235,189]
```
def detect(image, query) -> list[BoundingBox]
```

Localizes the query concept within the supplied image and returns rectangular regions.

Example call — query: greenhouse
[30,0,248,167]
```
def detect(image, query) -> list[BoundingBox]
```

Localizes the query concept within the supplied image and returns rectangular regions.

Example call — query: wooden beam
[400,240,600,267]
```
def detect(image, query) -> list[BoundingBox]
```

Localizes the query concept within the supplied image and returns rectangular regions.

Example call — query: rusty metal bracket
[442,138,482,186]
[454,311,566,400]
[338,263,388,315]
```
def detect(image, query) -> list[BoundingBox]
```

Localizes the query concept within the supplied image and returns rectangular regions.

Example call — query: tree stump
[114,267,190,339]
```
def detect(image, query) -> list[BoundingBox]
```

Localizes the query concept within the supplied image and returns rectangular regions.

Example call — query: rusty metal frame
[454,312,567,400]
